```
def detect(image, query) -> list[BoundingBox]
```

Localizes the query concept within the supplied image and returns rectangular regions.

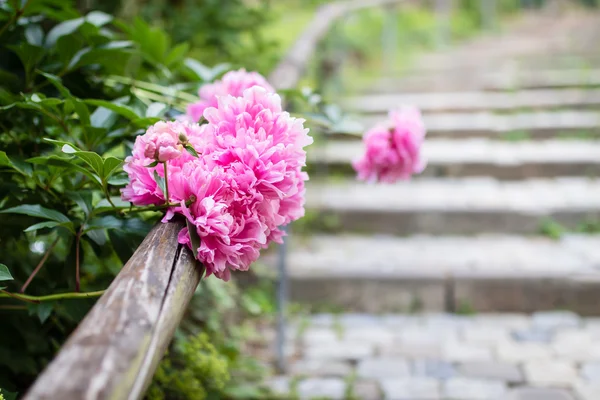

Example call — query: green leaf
[67,191,93,216]
[0,151,33,177]
[23,221,61,232]
[93,197,130,214]
[62,148,104,178]
[107,176,129,186]
[0,389,18,400]
[0,264,13,281]
[43,138,82,151]
[27,155,102,185]
[164,42,189,67]
[84,216,122,232]
[85,229,106,246]
[84,99,140,121]
[145,160,159,168]
[7,43,44,75]
[45,17,85,47]
[186,219,200,260]
[153,170,166,197]
[38,72,71,97]
[28,302,54,324]
[184,144,198,157]
[102,157,123,180]
[90,106,116,128]
[184,59,229,82]
[145,102,167,118]
[25,24,44,46]
[85,11,112,27]
[0,205,71,224]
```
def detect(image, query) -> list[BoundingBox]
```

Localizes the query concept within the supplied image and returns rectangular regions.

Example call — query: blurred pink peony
[353,107,426,183]
[185,68,275,123]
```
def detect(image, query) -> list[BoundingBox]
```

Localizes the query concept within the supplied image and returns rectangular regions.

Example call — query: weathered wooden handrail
[24,221,203,400]
[268,0,407,90]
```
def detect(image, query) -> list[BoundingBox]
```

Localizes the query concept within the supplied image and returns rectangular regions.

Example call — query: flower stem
[163,162,170,205]
[0,290,105,303]
[21,237,60,293]
[75,228,82,292]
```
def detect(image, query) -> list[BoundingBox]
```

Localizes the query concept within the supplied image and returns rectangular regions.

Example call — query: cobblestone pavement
[268,312,600,400]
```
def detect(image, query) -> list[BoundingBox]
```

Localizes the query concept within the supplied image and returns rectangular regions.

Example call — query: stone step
[342,89,600,114]
[306,178,600,235]
[363,69,600,94]
[309,139,600,180]
[281,234,600,314]
[267,311,600,400]
[337,110,600,140]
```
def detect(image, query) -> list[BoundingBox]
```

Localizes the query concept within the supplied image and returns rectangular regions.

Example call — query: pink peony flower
[125,86,311,281]
[179,86,312,280]
[185,68,275,122]
[121,121,210,205]
[353,107,426,183]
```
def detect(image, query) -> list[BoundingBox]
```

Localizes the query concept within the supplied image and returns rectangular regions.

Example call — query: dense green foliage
[0,0,267,395]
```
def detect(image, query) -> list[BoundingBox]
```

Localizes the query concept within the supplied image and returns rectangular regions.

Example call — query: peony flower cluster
[352,107,426,183]
[123,76,312,281]
[185,68,275,123]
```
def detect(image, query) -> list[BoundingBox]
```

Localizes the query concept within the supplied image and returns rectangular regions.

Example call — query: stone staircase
[268,6,600,400]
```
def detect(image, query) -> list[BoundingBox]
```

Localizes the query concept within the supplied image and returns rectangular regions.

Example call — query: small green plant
[576,219,600,234]
[456,300,477,315]
[538,218,566,240]
[332,315,345,340]
[409,295,424,314]
[502,130,531,141]
[344,370,359,400]
[147,333,230,400]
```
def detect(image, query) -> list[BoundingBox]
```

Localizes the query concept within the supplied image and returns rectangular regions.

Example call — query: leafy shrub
[0,0,228,392]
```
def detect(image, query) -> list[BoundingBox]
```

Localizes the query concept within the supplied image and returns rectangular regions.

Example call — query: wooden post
[24,221,203,400]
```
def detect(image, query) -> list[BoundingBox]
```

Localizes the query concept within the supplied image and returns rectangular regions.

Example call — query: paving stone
[304,340,374,361]
[397,326,459,343]
[352,380,381,400]
[458,362,523,384]
[309,313,335,327]
[423,313,475,330]
[442,342,493,362]
[338,313,383,328]
[442,378,507,400]
[551,330,600,362]
[412,359,456,380]
[356,357,411,379]
[505,387,576,400]
[464,326,511,346]
[512,329,553,343]
[380,378,440,400]
[531,311,581,331]
[581,362,600,382]
[302,327,339,344]
[496,341,553,362]
[297,378,346,400]
[343,327,395,347]
[573,381,600,400]
[289,359,352,377]
[382,340,443,359]
[266,376,290,396]
[473,314,531,330]
[523,360,578,387]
